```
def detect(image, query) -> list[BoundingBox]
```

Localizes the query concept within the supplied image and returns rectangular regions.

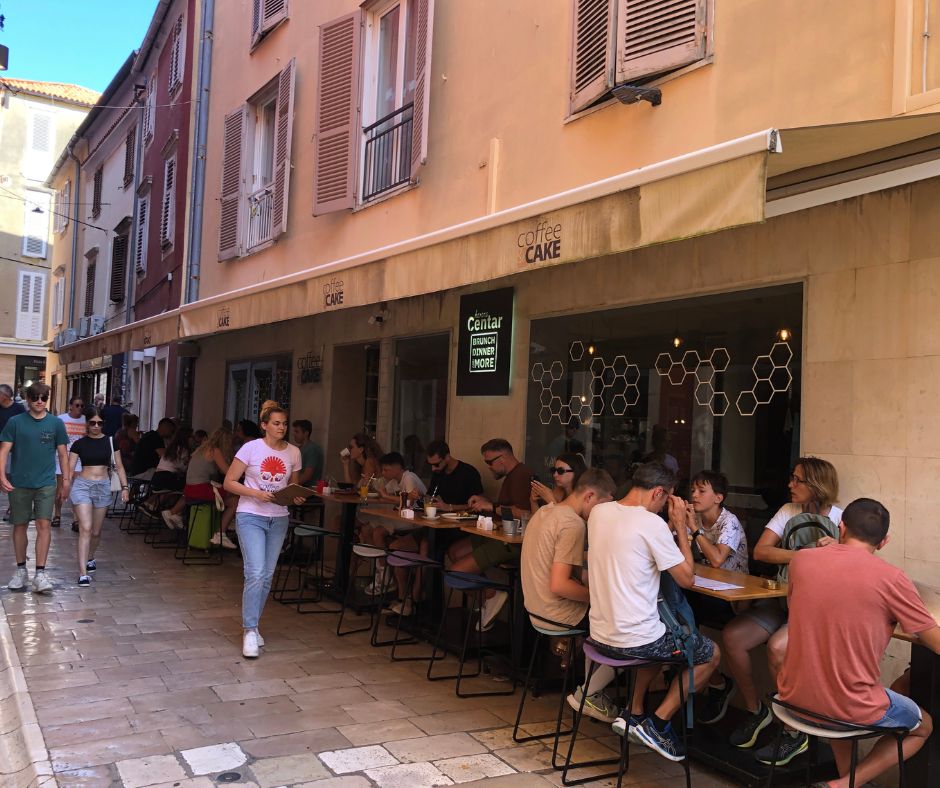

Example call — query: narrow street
[0,500,733,788]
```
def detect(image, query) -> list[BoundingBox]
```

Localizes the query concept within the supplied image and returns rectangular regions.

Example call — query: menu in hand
[271,484,318,507]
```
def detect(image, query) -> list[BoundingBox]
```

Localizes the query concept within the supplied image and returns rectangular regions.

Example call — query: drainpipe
[66,144,81,328]
[185,0,215,305]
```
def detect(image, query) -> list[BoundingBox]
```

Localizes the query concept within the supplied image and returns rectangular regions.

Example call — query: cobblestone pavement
[0,499,735,788]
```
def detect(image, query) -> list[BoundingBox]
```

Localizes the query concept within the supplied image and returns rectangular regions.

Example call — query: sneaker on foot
[50,517,61,528]
[633,717,686,762]
[78,575,91,587]
[698,675,735,724]
[364,572,396,596]
[730,703,772,748]
[477,589,509,632]
[242,630,260,658]
[161,510,183,529]
[31,570,53,594]
[386,599,414,616]
[612,713,648,743]
[256,630,264,647]
[7,566,28,591]
[86,559,96,573]
[71,521,79,533]
[567,686,619,723]
[755,731,809,766]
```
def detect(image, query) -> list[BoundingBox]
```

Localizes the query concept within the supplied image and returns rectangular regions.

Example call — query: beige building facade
[0,79,96,394]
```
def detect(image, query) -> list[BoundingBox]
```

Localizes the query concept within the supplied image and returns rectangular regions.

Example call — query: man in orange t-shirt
[777,498,940,786]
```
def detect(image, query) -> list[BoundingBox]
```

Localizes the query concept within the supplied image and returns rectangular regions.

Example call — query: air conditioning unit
[52,332,63,351]
[88,315,106,335]
[77,317,91,338]
[60,327,78,345]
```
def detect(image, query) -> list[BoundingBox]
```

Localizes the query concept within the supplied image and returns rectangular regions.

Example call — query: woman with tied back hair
[530,451,587,510]
[704,457,842,766]
[224,401,306,659]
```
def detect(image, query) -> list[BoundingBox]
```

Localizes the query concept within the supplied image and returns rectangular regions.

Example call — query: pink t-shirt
[779,544,937,724]
[235,438,301,518]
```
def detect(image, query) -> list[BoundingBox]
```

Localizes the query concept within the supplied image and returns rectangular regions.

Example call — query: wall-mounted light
[777,328,791,342]
[0,45,9,72]
[580,395,587,403]
[672,336,682,349]
[587,343,595,355]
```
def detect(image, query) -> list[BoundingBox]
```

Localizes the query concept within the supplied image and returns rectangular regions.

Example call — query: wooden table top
[460,523,524,545]
[359,506,463,530]
[691,565,788,601]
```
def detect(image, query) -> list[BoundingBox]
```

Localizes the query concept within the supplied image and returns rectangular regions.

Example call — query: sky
[1,0,159,92]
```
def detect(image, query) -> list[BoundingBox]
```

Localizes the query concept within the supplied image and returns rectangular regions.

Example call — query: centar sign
[517,220,562,265]
[457,287,514,396]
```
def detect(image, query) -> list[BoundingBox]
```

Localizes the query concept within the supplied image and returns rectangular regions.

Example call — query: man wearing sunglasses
[0,382,69,593]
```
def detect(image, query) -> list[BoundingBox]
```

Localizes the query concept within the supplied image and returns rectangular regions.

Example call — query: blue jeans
[235,513,289,629]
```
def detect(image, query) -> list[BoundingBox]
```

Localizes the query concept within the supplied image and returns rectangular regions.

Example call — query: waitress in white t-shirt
[223,400,304,659]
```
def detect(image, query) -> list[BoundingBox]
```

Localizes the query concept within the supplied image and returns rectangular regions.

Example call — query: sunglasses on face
[88,420,104,426]
[29,394,49,402]
[551,466,573,475]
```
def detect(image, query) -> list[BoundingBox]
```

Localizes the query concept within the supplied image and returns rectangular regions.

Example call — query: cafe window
[525,284,802,523]
[225,356,293,425]
[391,333,449,476]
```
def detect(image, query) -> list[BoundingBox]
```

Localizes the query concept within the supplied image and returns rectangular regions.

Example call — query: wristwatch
[691,529,704,540]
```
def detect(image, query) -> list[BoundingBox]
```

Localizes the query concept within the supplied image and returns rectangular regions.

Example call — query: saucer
[422,514,440,521]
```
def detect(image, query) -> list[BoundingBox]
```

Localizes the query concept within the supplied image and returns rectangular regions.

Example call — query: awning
[56,311,180,366]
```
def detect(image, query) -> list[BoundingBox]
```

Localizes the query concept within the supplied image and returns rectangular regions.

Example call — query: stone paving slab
[0,499,735,787]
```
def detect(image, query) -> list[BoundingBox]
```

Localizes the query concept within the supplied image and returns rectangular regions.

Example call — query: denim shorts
[70,477,113,509]
[872,689,922,731]
[589,629,715,666]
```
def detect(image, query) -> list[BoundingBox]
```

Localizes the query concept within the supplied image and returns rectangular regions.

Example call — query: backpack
[777,512,838,583]
[658,572,698,728]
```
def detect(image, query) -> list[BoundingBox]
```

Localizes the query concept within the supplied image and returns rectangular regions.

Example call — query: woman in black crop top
[68,408,129,586]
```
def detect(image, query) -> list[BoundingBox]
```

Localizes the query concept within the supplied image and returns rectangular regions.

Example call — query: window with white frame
[54,180,70,234]
[160,153,176,248]
[313,1,433,213]
[217,60,295,260]
[24,108,54,181]
[15,271,45,340]
[251,0,289,49]
[168,15,185,95]
[22,190,50,258]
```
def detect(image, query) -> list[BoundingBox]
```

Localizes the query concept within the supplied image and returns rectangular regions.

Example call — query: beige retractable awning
[58,112,940,363]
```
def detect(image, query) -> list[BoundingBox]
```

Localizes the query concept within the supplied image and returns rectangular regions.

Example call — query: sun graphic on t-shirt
[259,456,287,486]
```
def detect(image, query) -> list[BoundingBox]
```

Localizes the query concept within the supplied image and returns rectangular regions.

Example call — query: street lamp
[0,45,8,71]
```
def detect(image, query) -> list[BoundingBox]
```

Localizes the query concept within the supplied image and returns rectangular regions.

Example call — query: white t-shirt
[56,413,86,473]
[384,470,427,497]
[765,502,844,539]
[587,501,685,649]
[235,438,302,518]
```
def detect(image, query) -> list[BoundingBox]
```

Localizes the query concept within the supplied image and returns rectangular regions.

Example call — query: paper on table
[693,576,745,592]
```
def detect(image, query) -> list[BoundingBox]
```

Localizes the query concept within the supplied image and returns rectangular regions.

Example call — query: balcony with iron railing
[246,185,274,250]
[362,102,414,203]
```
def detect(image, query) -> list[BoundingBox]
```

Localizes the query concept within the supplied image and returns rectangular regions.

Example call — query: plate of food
[442,511,477,520]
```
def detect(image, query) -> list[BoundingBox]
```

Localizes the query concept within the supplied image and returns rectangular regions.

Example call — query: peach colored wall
[198,0,901,301]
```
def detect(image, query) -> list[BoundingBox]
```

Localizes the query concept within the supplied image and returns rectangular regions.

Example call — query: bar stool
[336,544,389,637]
[764,694,912,788]
[426,570,516,698]
[375,550,444,661]
[561,642,691,788]
[273,521,341,614]
[512,613,584,766]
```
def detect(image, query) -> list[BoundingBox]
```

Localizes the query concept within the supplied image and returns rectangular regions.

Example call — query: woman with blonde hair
[224,401,306,658]
[161,428,238,546]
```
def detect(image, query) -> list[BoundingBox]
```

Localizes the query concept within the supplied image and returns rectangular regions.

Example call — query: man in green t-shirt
[291,419,323,485]
[0,382,70,593]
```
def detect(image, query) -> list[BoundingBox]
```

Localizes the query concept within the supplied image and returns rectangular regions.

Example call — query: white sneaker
[477,589,509,632]
[162,510,183,529]
[31,570,53,594]
[386,599,414,616]
[242,630,260,658]
[256,631,265,647]
[7,566,28,590]
[364,571,396,596]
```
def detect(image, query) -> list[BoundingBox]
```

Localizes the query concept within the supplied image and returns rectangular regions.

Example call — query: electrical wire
[0,187,110,234]
[0,80,199,110]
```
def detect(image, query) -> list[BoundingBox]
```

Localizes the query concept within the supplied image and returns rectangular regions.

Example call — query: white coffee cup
[340,447,350,459]
[424,506,437,519]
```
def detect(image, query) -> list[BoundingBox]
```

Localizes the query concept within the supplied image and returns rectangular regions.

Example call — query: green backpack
[777,512,838,583]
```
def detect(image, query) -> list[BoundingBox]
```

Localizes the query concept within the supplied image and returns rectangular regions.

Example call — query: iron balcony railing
[362,102,414,202]
[246,185,274,250]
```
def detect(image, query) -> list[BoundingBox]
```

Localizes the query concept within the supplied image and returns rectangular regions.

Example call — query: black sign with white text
[457,287,514,396]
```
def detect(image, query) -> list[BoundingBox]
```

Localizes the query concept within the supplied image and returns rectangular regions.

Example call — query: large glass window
[525,284,802,523]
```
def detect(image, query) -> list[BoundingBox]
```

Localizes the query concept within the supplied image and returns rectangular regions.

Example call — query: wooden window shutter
[262,0,288,33]
[313,11,362,215]
[570,0,616,113]
[144,77,156,141]
[271,58,296,238]
[135,195,149,274]
[410,0,435,181]
[616,0,707,83]
[29,111,53,153]
[22,191,50,258]
[218,106,248,260]
[61,180,71,231]
[85,260,96,317]
[109,234,128,303]
[92,168,103,218]
[251,0,262,43]
[54,278,65,326]
[16,272,44,340]
[169,16,184,92]
[123,127,136,186]
[160,156,176,247]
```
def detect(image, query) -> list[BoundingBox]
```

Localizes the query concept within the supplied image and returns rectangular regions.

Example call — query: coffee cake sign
[323,277,344,308]
[518,219,562,265]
